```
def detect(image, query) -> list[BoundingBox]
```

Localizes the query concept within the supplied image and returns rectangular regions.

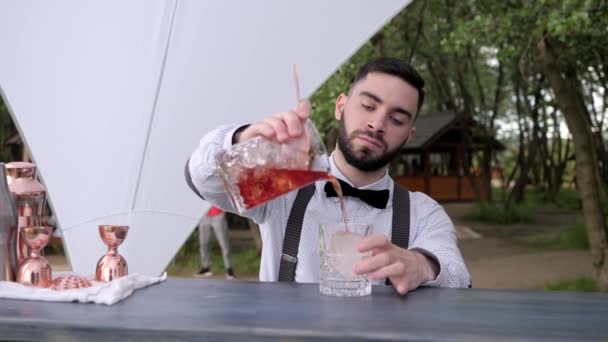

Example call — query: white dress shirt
[188,125,471,287]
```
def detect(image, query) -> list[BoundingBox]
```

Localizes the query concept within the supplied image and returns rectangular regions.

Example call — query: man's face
[335,72,418,172]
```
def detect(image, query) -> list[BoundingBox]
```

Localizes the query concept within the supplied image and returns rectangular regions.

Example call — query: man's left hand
[353,233,439,295]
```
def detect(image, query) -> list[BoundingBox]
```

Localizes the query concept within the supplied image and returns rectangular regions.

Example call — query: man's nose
[367,114,386,135]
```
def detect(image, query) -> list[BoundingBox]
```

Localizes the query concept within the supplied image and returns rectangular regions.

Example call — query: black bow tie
[324,178,389,209]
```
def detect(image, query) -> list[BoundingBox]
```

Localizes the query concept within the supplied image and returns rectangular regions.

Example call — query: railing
[394,175,488,201]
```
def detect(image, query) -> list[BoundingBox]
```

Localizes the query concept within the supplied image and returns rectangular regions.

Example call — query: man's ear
[335,93,347,120]
[405,126,416,144]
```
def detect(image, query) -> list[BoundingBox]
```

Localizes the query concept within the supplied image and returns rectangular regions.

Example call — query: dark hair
[350,57,425,113]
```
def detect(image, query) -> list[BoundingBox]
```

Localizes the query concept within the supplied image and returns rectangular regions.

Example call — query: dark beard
[336,113,406,172]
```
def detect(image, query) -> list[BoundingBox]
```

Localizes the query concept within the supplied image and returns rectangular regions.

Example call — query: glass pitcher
[216,119,329,213]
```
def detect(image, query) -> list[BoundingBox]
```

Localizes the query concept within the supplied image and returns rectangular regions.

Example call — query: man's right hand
[235,100,311,144]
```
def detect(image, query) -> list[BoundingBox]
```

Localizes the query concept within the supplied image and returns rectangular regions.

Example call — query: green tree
[0,93,18,162]
[421,0,608,289]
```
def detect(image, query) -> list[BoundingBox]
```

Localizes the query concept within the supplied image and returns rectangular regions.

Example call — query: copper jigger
[16,226,52,287]
[95,225,128,282]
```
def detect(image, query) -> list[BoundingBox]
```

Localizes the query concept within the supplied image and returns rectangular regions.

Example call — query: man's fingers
[367,262,405,281]
[295,100,311,120]
[253,122,277,140]
[357,233,390,253]
[273,111,303,138]
[237,101,311,143]
[237,121,276,143]
[395,283,409,295]
[366,262,411,295]
[353,252,392,275]
[264,117,289,142]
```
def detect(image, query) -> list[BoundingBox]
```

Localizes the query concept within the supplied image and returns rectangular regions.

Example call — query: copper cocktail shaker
[5,162,46,267]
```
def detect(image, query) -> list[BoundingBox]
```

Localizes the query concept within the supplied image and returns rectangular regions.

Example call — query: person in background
[195,205,235,279]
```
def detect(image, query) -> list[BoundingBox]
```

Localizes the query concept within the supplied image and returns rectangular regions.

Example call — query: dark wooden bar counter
[1,278,607,341]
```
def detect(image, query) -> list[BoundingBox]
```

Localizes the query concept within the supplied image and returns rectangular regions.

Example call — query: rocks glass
[95,225,128,282]
[16,226,53,287]
[319,223,373,297]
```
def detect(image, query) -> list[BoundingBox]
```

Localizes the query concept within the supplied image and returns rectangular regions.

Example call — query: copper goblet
[95,225,128,282]
[16,226,53,287]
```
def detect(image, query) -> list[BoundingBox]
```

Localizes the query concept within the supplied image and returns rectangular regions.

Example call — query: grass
[465,202,534,224]
[494,187,583,210]
[465,187,582,224]
[165,229,260,277]
[544,277,599,292]
[543,188,583,211]
[517,221,589,251]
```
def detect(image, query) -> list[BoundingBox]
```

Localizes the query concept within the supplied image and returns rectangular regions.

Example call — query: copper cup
[95,225,128,282]
[16,226,52,287]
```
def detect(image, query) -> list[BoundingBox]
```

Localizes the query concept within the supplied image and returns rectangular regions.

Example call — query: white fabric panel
[0,0,411,276]
[0,0,179,275]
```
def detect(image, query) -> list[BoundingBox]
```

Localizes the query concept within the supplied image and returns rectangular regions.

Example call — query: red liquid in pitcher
[237,168,328,209]
[236,168,348,229]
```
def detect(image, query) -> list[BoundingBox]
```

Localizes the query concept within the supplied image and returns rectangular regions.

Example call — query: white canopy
[0,0,411,276]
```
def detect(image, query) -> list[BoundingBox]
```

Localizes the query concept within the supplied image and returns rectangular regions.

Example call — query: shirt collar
[326,152,394,207]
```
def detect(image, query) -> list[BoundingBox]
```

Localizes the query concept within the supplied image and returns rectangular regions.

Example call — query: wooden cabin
[393,111,504,202]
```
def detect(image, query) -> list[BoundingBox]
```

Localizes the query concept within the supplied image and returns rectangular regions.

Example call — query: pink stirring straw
[293,64,301,104]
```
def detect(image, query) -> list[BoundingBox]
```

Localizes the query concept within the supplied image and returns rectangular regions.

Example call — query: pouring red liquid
[236,168,348,230]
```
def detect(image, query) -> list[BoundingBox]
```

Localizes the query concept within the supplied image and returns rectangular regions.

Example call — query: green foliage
[518,221,589,251]
[465,202,533,224]
[493,187,581,208]
[468,187,581,224]
[512,187,581,211]
[45,240,65,255]
[0,95,18,162]
[544,276,599,292]
[544,188,582,211]
[309,0,509,138]
[448,0,608,64]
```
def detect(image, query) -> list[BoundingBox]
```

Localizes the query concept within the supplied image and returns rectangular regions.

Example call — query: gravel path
[445,203,593,290]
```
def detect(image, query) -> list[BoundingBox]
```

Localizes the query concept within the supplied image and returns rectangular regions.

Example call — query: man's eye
[391,117,404,126]
[362,104,374,111]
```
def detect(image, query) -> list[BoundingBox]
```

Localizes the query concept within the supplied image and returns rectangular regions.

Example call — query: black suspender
[386,184,410,286]
[278,182,410,282]
[277,184,316,282]
[390,183,410,247]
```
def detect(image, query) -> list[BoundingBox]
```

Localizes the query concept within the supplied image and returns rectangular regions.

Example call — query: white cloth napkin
[0,273,167,305]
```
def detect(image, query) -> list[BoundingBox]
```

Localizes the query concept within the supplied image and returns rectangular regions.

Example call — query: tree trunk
[484,61,505,203]
[509,74,530,205]
[538,37,608,290]
[481,142,492,202]
[460,130,483,203]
